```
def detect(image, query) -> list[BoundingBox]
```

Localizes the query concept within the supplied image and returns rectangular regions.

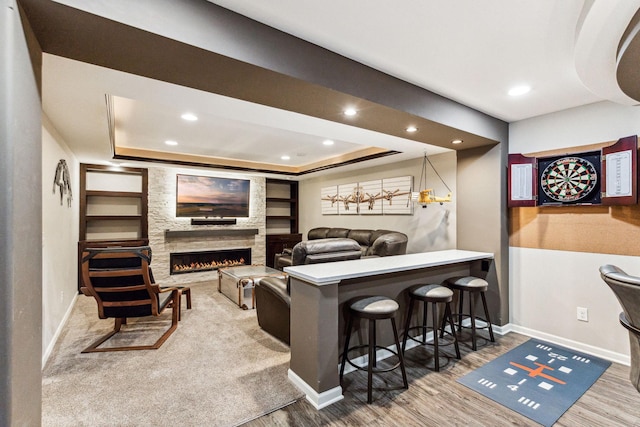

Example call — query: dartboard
[540,156,598,202]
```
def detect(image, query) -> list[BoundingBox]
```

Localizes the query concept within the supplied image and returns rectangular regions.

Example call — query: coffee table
[218,265,286,309]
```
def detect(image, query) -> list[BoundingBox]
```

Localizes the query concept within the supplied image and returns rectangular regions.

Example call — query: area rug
[42,282,304,427]
[457,338,611,427]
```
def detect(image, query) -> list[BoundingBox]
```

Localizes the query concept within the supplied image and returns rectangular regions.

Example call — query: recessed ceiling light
[323,139,335,146]
[451,139,463,145]
[181,113,198,121]
[344,108,357,116]
[406,126,418,133]
[281,155,290,160]
[165,140,178,146]
[508,85,531,96]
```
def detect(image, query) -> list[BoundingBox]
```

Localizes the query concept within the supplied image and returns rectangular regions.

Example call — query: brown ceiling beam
[19,0,506,150]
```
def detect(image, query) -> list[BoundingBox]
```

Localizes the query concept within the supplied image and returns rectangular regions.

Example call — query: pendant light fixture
[412,153,453,208]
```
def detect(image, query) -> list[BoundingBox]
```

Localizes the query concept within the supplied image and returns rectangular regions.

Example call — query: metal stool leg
[422,301,428,343]
[469,291,477,351]
[431,301,440,371]
[402,296,415,353]
[439,304,448,338]
[367,318,375,403]
[481,292,495,342]
[372,319,377,368]
[445,303,461,359]
[390,317,408,389]
[457,290,464,332]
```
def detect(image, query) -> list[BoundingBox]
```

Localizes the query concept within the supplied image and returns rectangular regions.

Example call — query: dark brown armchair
[255,238,362,344]
[599,264,640,392]
[80,246,181,353]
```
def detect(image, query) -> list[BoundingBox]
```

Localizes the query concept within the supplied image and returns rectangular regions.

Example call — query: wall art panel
[320,185,339,215]
[358,179,383,214]
[382,176,413,215]
[338,183,359,214]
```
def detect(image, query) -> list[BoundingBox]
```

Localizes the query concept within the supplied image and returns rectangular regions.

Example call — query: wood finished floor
[244,332,640,426]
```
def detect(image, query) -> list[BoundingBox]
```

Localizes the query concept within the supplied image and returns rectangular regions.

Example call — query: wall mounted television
[176,174,250,218]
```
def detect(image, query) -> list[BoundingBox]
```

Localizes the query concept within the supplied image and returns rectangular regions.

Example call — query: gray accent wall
[1,1,43,424]
[457,144,508,326]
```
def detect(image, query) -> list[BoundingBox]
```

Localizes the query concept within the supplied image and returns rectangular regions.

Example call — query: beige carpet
[42,281,304,426]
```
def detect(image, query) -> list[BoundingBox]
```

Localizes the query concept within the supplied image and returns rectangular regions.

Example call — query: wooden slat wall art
[359,180,383,215]
[338,183,359,215]
[381,176,413,215]
[320,185,339,215]
[321,176,414,215]
[509,140,640,256]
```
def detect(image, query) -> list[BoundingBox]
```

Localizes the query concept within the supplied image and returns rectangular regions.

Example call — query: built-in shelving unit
[79,164,148,241]
[77,163,149,290]
[266,178,299,234]
[265,179,302,268]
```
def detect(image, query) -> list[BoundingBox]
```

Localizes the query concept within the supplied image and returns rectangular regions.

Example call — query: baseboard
[493,322,512,335]
[505,323,630,366]
[340,322,629,368]
[287,369,344,409]
[42,293,78,369]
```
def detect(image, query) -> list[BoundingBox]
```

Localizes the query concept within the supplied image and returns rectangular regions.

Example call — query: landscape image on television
[176,174,250,218]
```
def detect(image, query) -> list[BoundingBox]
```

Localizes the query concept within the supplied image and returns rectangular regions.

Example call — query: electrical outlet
[577,307,588,322]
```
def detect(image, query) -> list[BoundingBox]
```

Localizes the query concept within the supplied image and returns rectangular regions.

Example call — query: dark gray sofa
[274,227,408,270]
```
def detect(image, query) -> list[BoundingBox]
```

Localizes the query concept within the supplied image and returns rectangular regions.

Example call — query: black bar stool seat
[339,295,408,403]
[402,284,460,371]
[442,276,495,351]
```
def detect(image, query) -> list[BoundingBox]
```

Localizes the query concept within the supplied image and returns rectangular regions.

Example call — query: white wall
[509,100,640,363]
[41,115,79,365]
[299,153,457,254]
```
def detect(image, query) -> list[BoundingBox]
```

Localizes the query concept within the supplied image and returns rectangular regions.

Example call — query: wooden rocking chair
[80,246,181,353]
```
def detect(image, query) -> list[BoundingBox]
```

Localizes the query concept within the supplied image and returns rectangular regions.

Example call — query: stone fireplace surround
[147,166,267,287]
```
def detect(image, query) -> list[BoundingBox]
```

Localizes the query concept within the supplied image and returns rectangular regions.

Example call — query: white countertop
[284,249,493,286]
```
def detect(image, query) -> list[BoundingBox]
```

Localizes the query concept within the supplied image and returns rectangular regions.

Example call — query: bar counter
[284,249,494,409]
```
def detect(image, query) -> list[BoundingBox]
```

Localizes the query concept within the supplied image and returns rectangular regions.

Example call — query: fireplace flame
[172,257,246,273]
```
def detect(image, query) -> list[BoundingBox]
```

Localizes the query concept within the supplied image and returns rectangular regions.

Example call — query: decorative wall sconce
[412,153,452,208]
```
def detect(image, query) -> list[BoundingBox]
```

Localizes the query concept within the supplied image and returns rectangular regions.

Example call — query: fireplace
[170,248,251,275]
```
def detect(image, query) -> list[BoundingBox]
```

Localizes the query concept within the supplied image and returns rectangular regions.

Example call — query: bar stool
[339,295,408,403]
[402,284,460,371]
[442,276,495,351]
